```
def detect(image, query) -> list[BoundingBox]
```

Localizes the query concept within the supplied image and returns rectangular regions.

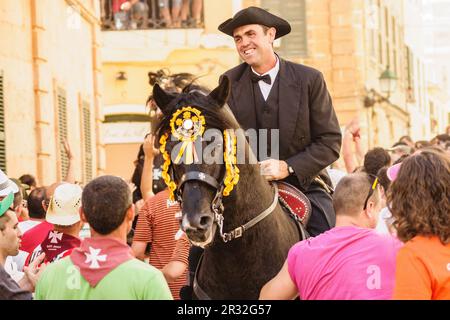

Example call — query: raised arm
[62,138,76,183]
[342,118,364,173]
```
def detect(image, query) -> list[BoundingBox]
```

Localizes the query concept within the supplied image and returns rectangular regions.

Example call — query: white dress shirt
[251,56,280,101]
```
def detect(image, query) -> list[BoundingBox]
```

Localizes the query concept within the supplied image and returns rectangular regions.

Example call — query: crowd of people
[102,0,204,30]
[1,121,448,301]
[1,6,449,300]
[260,133,450,300]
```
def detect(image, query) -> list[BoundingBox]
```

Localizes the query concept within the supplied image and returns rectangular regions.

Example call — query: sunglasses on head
[363,174,379,211]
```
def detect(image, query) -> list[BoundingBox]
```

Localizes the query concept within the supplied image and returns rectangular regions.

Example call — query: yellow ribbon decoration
[159,107,240,201]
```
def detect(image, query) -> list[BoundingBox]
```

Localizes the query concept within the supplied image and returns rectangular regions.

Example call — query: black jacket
[222,57,342,191]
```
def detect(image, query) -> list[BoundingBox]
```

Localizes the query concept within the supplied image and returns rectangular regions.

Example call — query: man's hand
[21,253,46,292]
[143,134,160,159]
[127,181,137,194]
[345,117,361,142]
[63,138,74,160]
[259,159,290,181]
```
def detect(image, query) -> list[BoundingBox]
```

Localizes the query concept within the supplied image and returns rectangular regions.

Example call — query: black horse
[153,77,305,299]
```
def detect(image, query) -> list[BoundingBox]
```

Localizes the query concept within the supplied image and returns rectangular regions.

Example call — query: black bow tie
[250,73,271,85]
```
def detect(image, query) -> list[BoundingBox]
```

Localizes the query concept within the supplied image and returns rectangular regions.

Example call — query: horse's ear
[152,84,176,116]
[208,76,230,108]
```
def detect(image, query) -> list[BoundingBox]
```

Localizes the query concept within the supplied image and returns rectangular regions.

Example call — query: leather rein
[175,170,279,243]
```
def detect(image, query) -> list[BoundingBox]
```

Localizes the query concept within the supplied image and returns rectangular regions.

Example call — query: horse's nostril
[200,216,212,228]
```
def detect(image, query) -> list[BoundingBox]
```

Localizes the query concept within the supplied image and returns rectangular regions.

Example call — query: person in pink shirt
[260,172,402,300]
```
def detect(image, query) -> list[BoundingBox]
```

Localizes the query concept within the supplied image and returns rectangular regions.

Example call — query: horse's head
[153,77,240,247]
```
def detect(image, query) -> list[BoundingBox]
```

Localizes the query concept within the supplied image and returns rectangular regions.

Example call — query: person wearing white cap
[25,183,83,267]
[0,169,19,199]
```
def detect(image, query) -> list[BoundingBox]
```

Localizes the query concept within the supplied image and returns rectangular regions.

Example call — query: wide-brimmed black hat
[218,6,291,39]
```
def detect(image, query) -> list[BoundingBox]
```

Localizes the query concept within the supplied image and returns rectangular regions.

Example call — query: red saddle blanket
[275,181,312,226]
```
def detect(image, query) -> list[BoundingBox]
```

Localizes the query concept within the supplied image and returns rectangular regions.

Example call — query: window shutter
[0,71,6,173]
[82,101,93,183]
[261,0,307,58]
[57,88,69,179]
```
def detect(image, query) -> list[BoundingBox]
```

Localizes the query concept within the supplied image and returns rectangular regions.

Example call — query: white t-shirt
[18,220,41,234]
[4,255,25,283]
[326,168,347,189]
[375,207,395,235]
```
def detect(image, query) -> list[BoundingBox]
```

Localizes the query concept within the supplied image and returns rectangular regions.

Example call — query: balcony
[100,0,204,31]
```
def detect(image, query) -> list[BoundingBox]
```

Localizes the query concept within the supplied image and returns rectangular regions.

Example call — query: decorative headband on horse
[155,78,240,201]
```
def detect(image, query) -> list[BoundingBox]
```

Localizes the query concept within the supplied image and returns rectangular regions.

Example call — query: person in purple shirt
[260,172,402,300]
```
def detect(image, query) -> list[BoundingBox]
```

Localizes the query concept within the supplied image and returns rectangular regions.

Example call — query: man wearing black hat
[219,7,342,236]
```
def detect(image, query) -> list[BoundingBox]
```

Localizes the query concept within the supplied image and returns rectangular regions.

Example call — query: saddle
[275,181,312,226]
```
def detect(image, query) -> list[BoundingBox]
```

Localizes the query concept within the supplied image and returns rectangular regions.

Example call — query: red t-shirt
[112,0,128,13]
[20,221,53,254]
[25,230,81,267]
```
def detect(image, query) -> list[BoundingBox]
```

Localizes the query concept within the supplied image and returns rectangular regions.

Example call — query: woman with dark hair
[127,142,147,245]
[388,151,450,299]
[131,144,145,202]
[19,174,37,191]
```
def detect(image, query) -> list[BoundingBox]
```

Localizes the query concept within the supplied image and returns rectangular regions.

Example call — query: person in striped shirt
[132,189,190,300]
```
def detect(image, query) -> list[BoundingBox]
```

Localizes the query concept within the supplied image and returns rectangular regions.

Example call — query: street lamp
[115,71,128,81]
[364,66,398,107]
[379,66,397,99]
[363,66,398,148]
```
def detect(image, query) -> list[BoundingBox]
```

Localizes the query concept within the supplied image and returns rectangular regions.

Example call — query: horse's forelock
[156,93,239,143]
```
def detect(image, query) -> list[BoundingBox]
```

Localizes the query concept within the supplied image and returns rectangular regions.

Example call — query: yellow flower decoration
[160,108,240,200]
[159,133,177,201]
[222,129,240,196]
[170,107,205,142]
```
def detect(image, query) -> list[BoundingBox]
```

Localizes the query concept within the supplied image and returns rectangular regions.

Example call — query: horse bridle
[173,168,279,243]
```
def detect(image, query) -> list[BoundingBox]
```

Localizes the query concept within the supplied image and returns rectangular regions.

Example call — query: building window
[384,7,390,68]
[377,1,383,65]
[0,71,6,173]
[82,101,93,183]
[384,7,389,38]
[417,59,423,111]
[392,17,398,75]
[386,42,390,67]
[389,117,395,142]
[56,88,69,179]
[378,34,383,65]
[367,0,377,58]
[261,0,307,58]
[405,46,416,103]
[101,0,205,30]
